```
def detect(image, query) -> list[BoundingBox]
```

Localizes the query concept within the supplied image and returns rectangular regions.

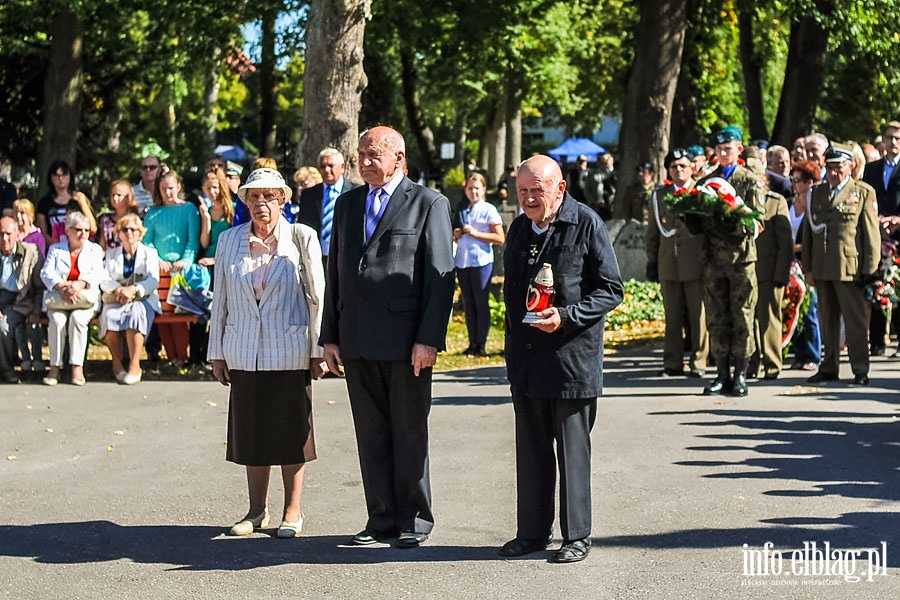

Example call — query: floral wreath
[663,177,764,237]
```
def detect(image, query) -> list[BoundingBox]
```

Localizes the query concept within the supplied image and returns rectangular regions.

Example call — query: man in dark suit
[500,155,623,563]
[296,148,358,263]
[862,121,900,355]
[321,126,455,549]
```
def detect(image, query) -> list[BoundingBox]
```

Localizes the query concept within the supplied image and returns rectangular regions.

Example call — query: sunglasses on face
[120,227,141,233]
[141,164,160,171]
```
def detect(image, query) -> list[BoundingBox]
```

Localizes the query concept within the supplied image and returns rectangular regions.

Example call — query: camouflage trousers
[704,261,758,363]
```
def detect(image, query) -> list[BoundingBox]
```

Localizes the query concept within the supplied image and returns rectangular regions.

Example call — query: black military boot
[703,358,732,395]
[732,359,749,397]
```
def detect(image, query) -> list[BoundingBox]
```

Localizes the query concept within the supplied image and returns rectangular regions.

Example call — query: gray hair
[318,148,345,164]
[66,211,90,230]
[805,132,829,150]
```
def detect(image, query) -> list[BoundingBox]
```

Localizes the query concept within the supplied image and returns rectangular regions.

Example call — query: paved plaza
[1,346,898,599]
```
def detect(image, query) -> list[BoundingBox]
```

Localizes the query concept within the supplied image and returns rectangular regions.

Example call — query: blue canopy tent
[214,144,247,162]
[547,138,607,163]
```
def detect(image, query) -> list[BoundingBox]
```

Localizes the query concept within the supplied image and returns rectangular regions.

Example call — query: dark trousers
[511,385,596,542]
[869,304,898,351]
[457,264,493,347]
[344,358,434,535]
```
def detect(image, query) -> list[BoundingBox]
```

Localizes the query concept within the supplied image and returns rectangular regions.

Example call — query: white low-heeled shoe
[277,512,304,538]
[229,508,269,536]
[122,371,142,385]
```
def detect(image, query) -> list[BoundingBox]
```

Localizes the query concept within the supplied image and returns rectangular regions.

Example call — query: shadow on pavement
[0,523,544,569]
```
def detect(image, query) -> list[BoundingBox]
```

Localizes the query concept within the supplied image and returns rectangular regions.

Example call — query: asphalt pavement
[1,346,898,599]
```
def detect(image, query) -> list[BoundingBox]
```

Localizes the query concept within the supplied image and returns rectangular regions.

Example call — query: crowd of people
[0,150,347,386]
[643,123,899,394]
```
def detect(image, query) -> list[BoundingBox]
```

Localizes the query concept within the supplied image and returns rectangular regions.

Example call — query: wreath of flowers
[864,253,900,311]
[662,177,764,236]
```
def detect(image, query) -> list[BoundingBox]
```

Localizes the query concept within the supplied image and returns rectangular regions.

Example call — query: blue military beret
[714,125,743,144]
[687,145,705,159]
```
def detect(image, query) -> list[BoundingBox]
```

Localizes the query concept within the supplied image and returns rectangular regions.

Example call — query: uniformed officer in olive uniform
[697,125,762,397]
[801,143,881,385]
[749,181,793,380]
[646,148,709,377]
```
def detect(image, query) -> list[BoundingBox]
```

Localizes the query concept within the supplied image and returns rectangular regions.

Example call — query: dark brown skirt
[226,370,317,466]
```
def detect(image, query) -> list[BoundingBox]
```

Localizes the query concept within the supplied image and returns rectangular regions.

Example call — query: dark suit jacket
[296,178,360,233]
[766,171,794,203]
[503,194,624,399]
[320,176,455,361]
[862,158,900,216]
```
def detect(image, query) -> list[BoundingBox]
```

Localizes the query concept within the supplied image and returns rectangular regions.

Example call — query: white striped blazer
[207,218,325,371]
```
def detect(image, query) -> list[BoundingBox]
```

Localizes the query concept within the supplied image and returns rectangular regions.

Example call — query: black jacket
[503,194,624,398]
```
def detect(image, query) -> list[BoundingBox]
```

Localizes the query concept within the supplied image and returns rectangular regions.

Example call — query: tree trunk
[454,112,467,172]
[37,7,83,196]
[400,47,442,186]
[614,0,687,219]
[485,97,507,189]
[204,47,222,159]
[300,0,371,182]
[738,2,768,142]
[504,81,523,173]
[259,5,278,158]
[771,14,830,146]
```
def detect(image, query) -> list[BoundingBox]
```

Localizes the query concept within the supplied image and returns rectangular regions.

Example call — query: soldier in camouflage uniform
[696,126,762,397]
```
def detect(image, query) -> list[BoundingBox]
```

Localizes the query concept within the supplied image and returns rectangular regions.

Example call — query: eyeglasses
[141,164,160,171]
[120,227,141,233]
[245,192,282,204]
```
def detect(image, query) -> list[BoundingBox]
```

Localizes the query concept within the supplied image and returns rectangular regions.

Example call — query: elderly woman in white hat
[208,168,327,539]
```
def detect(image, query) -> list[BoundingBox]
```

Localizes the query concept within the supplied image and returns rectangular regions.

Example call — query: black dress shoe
[659,368,684,377]
[763,371,779,380]
[807,372,839,384]
[870,346,886,357]
[499,537,552,557]
[396,531,428,548]
[351,529,388,545]
[852,373,870,386]
[686,370,704,378]
[552,538,591,563]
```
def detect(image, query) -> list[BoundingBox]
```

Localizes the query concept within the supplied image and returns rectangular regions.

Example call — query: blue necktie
[321,185,337,255]
[884,162,895,191]
[365,188,386,242]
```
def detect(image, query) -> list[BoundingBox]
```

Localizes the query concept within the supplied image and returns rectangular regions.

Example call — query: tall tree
[300,0,370,180]
[770,3,831,145]
[737,0,767,141]
[615,0,687,218]
[36,6,84,196]
[258,1,279,157]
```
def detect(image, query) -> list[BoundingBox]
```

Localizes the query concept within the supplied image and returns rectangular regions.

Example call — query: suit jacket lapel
[368,177,412,246]
[234,231,261,312]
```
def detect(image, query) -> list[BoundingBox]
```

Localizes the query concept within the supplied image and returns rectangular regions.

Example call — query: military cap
[687,145,705,159]
[637,161,655,173]
[824,143,853,163]
[714,125,743,144]
[664,148,692,169]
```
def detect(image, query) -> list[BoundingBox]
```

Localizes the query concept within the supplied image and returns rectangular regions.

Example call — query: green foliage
[605,279,664,331]
[442,163,466,189]
[488,292,506,331]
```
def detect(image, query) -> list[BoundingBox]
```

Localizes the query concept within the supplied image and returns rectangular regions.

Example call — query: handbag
[100,273,148,305]
[45,287,100,311]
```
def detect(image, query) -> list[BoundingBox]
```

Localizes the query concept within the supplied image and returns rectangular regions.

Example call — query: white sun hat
[237,168,293,202]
